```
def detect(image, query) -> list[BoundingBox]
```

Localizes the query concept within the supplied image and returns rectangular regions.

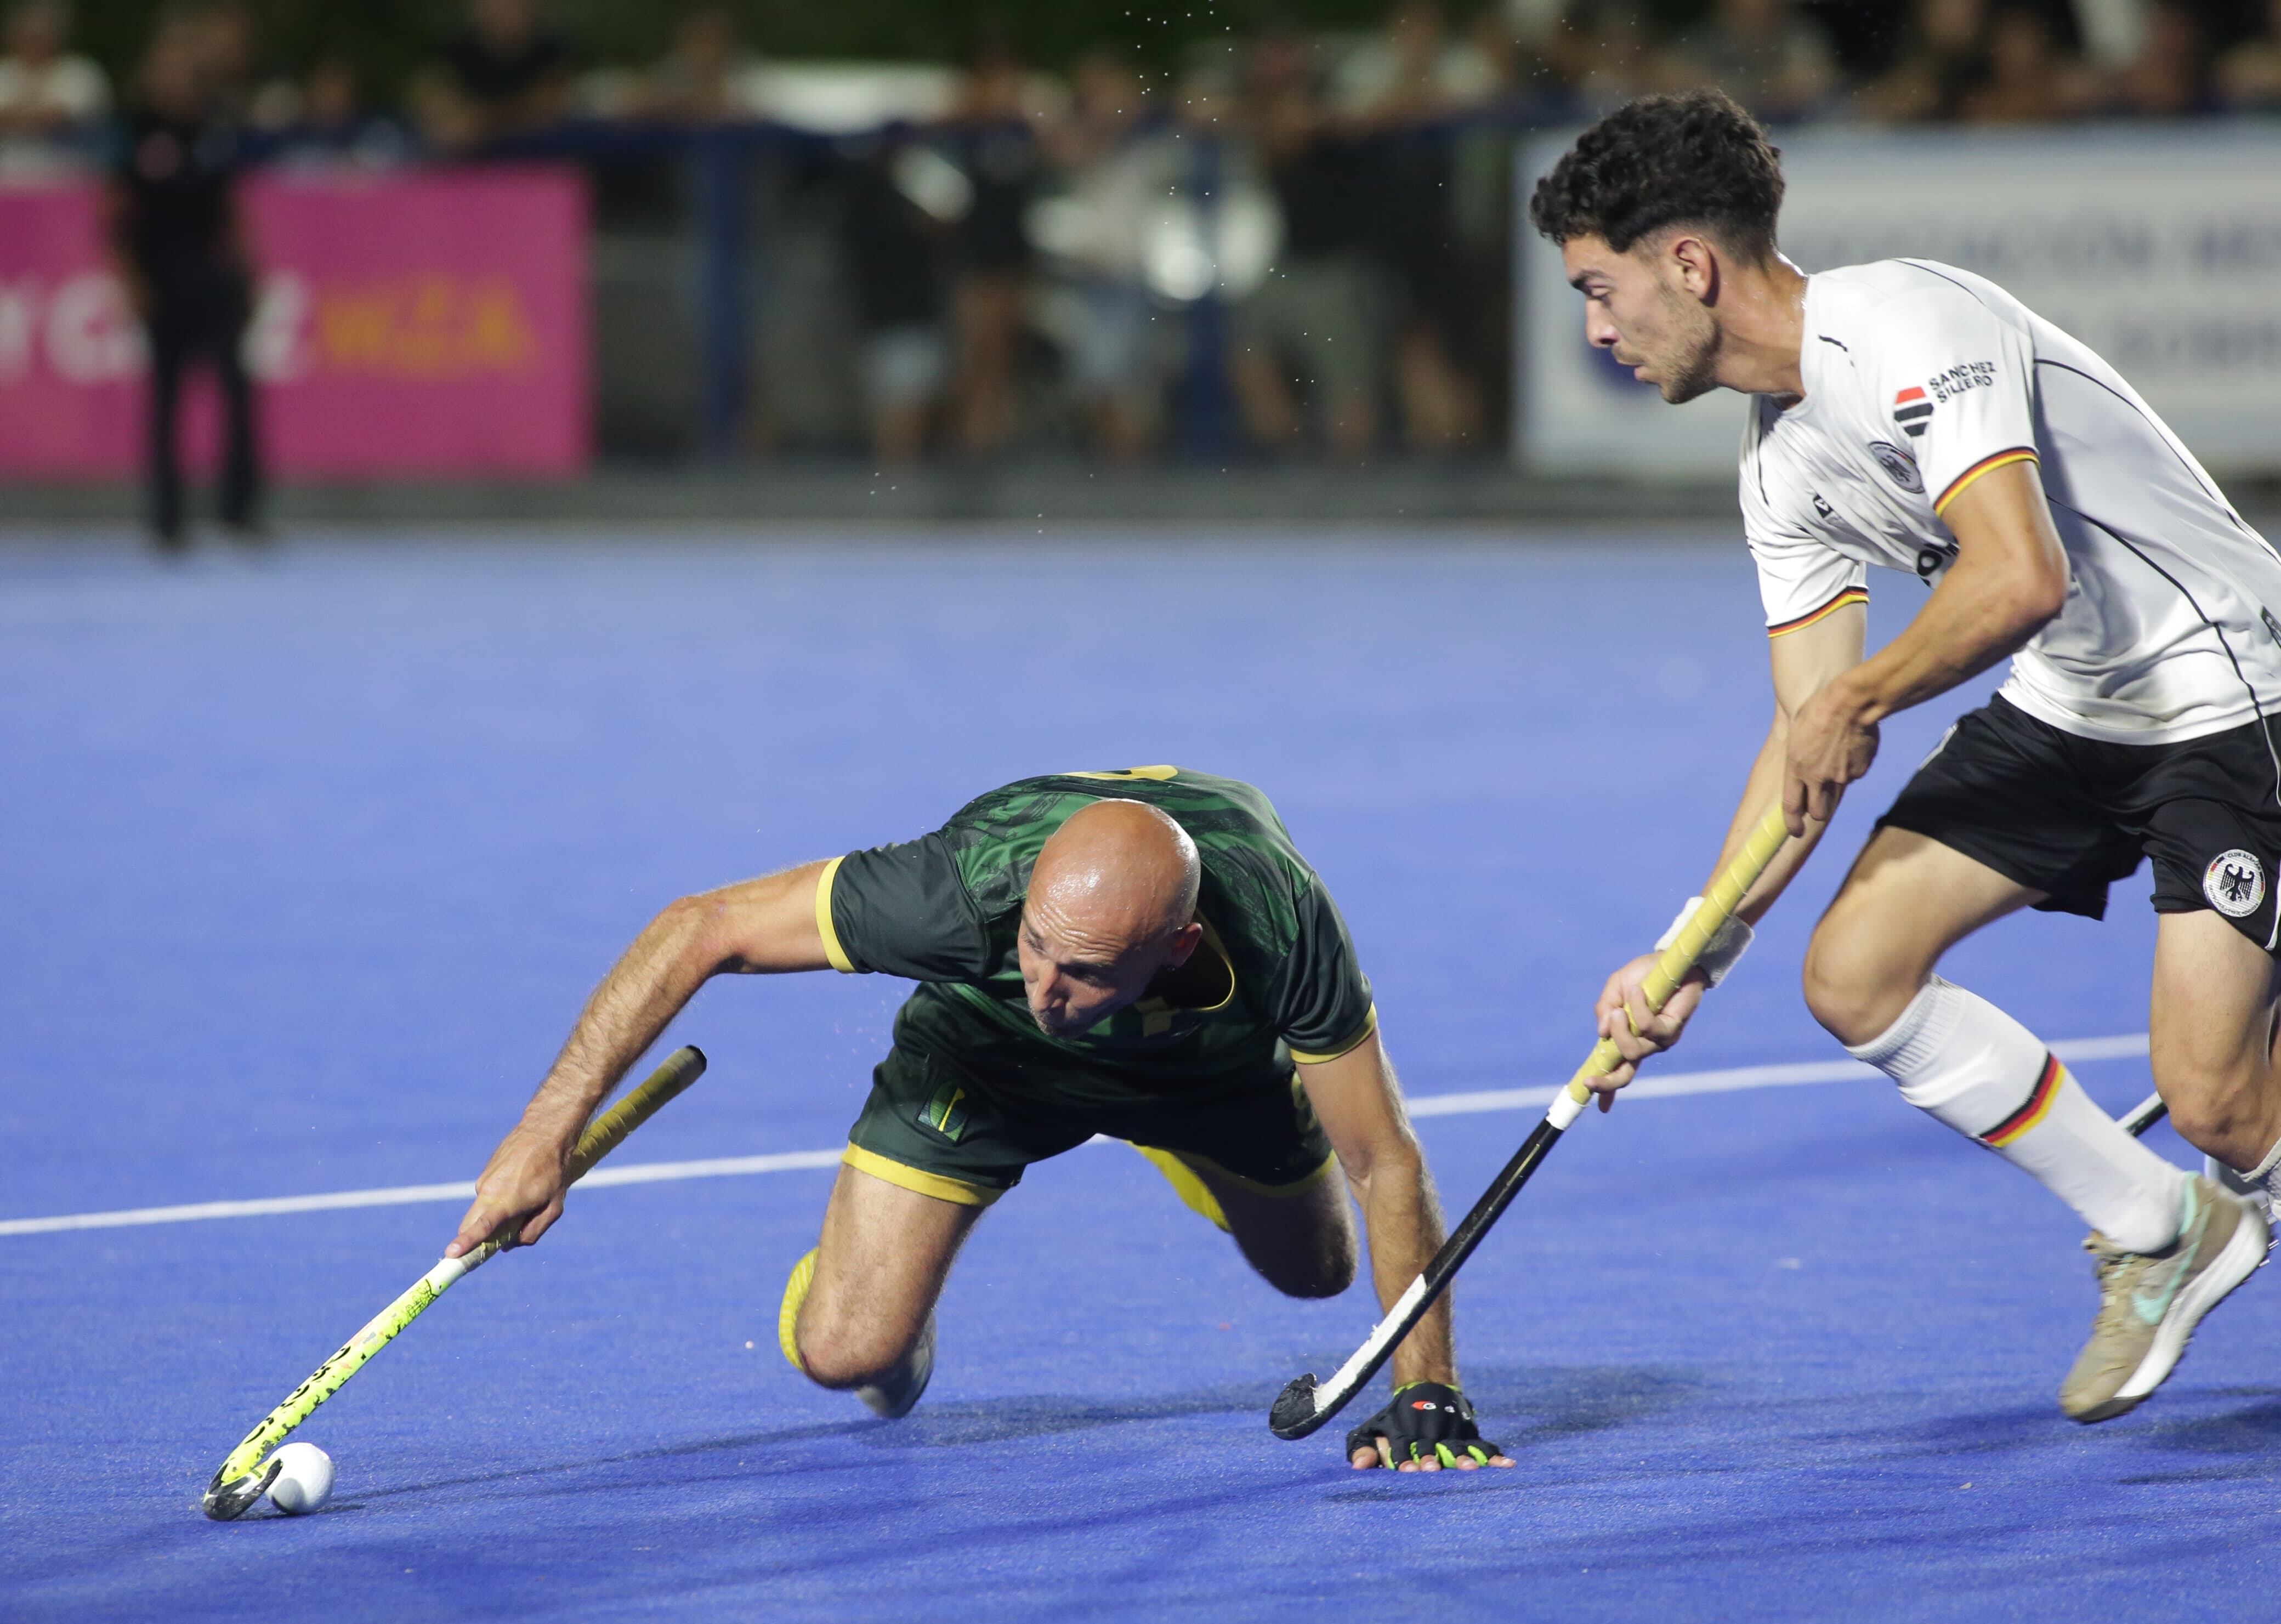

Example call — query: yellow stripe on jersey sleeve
[1767,586,1869,639]
[814,855,855,973]
[1933,447,2039,517]
[1289,1005,1378,1065]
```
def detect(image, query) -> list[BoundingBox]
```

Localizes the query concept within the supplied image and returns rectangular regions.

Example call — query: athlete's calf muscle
[2151,910,2281,1171]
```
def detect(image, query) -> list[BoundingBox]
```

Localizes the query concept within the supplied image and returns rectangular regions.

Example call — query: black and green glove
[1345,1381,1503,1468]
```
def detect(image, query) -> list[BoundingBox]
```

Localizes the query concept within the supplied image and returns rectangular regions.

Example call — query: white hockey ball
[266,1443,334,1515]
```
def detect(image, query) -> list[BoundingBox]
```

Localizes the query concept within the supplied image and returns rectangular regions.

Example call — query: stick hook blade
[1269,1374,1325,1440]
[202,1458,281,1521]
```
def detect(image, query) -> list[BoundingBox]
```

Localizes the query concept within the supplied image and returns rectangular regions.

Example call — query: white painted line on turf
[0,1179,485,1235]
[578,1150,844,1187]
[0,1151,845,1237]
[0,1035,2152,1237]
[1405,1032,2148,1118]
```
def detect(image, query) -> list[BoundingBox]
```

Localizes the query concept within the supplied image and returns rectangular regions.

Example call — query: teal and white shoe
[2061,1177,2269,1423]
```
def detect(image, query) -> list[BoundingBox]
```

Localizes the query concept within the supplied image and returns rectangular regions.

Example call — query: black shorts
[1878,694,2281,952]
[843,989,1337,1208]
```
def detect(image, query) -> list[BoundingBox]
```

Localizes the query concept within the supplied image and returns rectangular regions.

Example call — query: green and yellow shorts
[843,991,1337,1211]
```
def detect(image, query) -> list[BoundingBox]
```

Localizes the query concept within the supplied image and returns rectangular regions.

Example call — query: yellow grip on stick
[207,1046,707,1500]
[457,1042,712,1268]
[1565,805,1792,1104]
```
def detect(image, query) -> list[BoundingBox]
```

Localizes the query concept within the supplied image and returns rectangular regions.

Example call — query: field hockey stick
[201,1044,707,1520]
[2120,1092,2166,1138]
[1269,807,1792,1442]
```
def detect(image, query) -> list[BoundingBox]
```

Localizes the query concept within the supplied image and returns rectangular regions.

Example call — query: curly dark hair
[1529,89,1785,265]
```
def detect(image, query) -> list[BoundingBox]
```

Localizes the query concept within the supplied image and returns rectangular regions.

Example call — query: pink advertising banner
[0,167,588,479]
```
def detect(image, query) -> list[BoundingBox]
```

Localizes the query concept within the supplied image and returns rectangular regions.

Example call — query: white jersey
[1742,259,2281,745]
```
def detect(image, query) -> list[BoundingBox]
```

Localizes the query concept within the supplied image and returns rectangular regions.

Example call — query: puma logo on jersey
[1893,387,1933,439]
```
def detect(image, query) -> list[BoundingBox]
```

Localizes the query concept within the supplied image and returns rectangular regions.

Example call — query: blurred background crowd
[27,0,2281,472]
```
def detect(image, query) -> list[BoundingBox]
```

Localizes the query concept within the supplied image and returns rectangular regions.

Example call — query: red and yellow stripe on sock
[1980,1053,2063,1149]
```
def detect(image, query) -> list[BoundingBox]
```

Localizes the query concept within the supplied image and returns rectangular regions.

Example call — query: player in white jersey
[1531,89,2278,1422]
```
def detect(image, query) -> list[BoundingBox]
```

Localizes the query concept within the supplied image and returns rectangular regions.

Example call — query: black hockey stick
[1269,807,1793,1441]
[2120,1091,2166,1138]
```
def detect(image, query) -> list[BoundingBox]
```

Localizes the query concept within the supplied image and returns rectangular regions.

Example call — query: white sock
[2215,1134,2281,1212]
[1846,976,2191,1255]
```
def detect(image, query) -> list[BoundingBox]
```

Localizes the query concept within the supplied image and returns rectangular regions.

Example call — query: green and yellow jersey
[816,768,1377,1095]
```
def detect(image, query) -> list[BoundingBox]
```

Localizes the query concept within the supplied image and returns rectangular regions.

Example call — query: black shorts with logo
[1878,694,2281,952]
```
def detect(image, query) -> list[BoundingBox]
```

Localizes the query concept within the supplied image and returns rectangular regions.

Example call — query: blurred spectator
[842,133,955,462]
[2070,0,2148,69]
[1656,0,1839,121]
[2218,0,2281,106]
[1334,0,1504,108]
[1486,0,1608,104]
[271,56,419,169]
[1961,3,2093,118]
[1858,0,1988,120]
[0,0,107,163]
[415,0,572,151]
[1340,3,1490,453]
[192,1,296,129]
[639,7,756,122]
[1036,51,1172,461]
[941,37,1045,456]
[1803,0,1909,78]
[1228,31,1378,459]
[1571,4,1659,115]
[104,18,261,550]
[2107,0,2215,111]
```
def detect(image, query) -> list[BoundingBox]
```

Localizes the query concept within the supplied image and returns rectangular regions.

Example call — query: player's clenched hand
[448,1120,577,1257]
[1591,953,1708,1106]
[1784,678,1880,835]
[1347,1383,1515,1472]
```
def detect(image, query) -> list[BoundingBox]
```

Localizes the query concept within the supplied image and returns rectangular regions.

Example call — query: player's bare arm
[1298,1031,1516,1472]
[448,861,833,1257]
[1596,471,2064,1093]
[1783,460,2068,830]
[1590,604,1860,1094]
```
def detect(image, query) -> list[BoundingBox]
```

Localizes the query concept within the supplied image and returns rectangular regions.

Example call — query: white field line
[0,1151,845,1237]
[0,1035,2151,1239]
[1404,1031,2151,1118]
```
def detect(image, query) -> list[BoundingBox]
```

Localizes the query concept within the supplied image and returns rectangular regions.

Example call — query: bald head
[1018,800,1204,1037]
[1030,799,1200,951]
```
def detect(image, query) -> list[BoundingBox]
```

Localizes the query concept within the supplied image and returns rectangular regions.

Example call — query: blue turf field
[2,530,2275,1622]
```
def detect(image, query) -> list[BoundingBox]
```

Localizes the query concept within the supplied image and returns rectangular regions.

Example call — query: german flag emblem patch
[1893,387,1932,439]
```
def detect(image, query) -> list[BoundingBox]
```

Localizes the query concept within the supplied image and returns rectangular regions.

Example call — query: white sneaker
[2061,1177,2269,1423]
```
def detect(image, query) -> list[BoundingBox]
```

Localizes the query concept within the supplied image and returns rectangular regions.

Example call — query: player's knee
[1263,1248,1355,1301]
[2155,1053,2268,1162]
[1255,1201,1358,1299]
[792,1312,915,1390]
[1801,917,1917,1048]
